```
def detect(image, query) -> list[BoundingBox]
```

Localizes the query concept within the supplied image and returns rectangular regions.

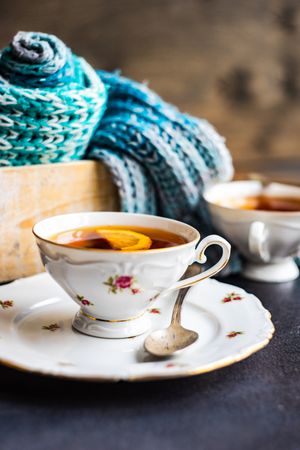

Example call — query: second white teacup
[33,212,230,338]
[204,180,300,283]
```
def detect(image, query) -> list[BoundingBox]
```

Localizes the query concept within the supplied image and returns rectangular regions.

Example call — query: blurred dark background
[1,0,300,179]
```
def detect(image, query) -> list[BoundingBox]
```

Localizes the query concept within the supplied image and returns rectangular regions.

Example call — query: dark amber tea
[220,195,300,212]
[51,225,187,251]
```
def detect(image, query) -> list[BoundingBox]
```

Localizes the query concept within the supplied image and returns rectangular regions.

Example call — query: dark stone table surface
[0,275,299,450]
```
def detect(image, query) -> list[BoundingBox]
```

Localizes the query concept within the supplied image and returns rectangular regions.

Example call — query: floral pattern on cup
[42,323,60,332]
[227,331,244,338]
[0,300,14,309]
[103,275,141,295]
[76,295,94,306]
[222,292,243,303]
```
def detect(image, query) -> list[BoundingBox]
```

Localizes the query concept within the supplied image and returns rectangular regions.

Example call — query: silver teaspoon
[144,286,198,357]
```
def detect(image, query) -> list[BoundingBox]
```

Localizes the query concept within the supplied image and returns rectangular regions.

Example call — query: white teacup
[204,180,300,283]
[33,212,230,338]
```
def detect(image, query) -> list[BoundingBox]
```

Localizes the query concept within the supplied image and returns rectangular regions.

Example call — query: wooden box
[0,161,119,282]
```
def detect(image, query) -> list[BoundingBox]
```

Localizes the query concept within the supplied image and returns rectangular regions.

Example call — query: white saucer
[0,273,274,382]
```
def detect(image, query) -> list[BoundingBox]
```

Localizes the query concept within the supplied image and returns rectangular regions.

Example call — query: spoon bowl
[144,325,198,357]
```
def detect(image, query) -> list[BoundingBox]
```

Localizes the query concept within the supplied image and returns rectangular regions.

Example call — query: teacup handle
[162,235,231,295]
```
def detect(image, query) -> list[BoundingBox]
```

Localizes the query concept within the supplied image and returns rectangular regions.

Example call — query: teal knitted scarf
[0,32,107,165]
[0,31,233,226]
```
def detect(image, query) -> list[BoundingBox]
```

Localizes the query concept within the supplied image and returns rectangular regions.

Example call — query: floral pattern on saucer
[165,362,189,369]
[103,275,141,295]
[222,292,243,303]
[148,308,161,314]
[0,300,13,309]
[227,331,244,338]
[42,323,60,332]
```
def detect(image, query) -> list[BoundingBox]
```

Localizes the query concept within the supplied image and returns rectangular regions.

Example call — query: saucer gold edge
[0,322,275,383]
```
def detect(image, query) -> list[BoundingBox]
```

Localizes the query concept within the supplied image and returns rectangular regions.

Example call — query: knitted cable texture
[0,32,107,166]
[89,70,233,220]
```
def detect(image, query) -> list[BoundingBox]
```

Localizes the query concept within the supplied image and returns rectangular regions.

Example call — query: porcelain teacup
[204,180,300,282]
[33,212,230,338]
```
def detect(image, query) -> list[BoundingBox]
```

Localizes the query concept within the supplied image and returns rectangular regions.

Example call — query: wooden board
[0,161,119,282]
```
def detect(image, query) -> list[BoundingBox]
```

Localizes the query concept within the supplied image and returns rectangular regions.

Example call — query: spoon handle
[170,286,190,326]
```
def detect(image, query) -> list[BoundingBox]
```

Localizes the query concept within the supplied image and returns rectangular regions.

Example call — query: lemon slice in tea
[97,229,152,251]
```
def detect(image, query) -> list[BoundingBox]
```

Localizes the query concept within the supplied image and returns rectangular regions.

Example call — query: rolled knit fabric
[0,31,107,166]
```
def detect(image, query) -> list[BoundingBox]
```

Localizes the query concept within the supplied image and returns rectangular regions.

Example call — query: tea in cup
[204,180,300,282]
[33,212,230,338]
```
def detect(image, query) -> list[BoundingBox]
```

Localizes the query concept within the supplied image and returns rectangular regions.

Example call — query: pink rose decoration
[103,274,142,295]
[115,276,133,289]
[76,295,94,306]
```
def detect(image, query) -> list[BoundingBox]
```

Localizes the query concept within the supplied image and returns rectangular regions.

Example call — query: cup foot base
[242,258,299,283]
[72,310,150,338]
